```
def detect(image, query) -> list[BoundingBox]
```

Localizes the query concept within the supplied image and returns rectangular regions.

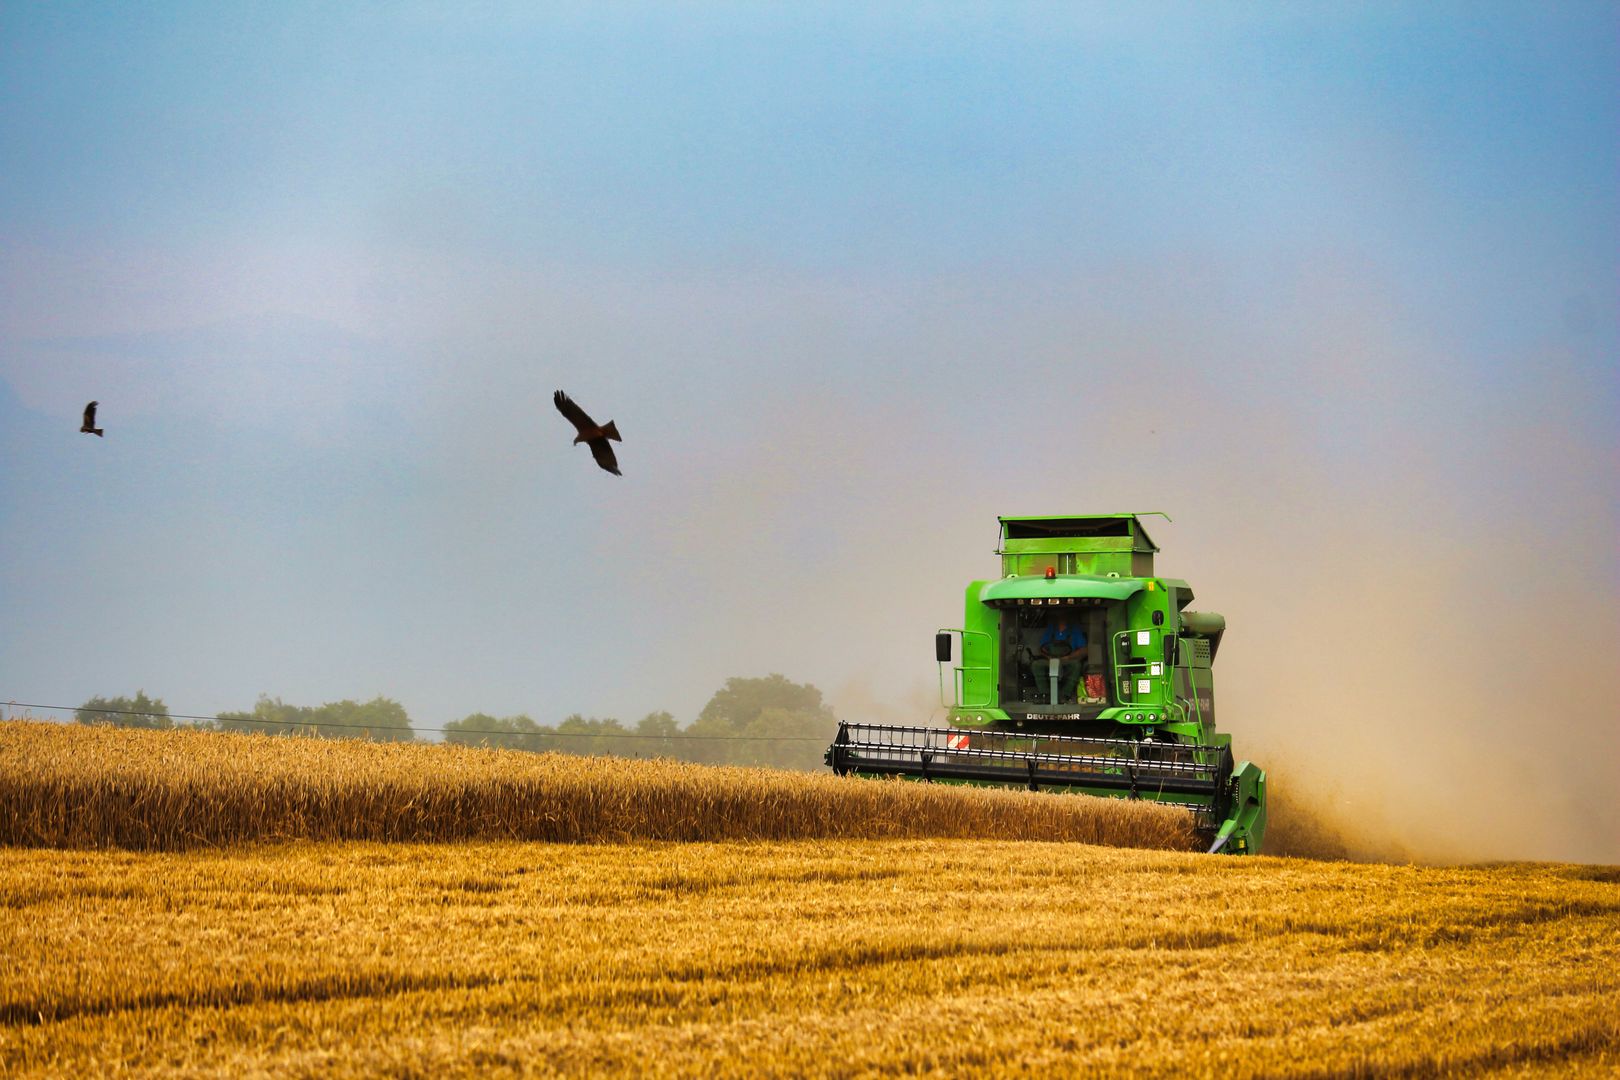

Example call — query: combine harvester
[827,514,1267,854]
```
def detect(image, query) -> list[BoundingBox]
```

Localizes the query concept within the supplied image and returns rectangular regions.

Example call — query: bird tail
[92,428,104,437]
[602,420,621,442]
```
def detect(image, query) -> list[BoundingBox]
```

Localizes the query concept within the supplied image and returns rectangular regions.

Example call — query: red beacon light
[1044,566,1056,579]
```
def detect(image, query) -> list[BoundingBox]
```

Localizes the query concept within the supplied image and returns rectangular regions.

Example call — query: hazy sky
[3,4,1616,861]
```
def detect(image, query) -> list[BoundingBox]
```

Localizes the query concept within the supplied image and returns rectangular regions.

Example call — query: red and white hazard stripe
[945,731,971,750]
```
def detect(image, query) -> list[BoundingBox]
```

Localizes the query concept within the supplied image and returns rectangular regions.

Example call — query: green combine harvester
[826,513,1267,854]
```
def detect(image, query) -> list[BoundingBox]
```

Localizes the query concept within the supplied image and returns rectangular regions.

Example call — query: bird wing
[588,438,622,476]
[83,401,97,427]
[553,390,597,435]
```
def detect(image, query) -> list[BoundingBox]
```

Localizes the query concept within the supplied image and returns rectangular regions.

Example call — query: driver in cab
[1032,615,1088,704]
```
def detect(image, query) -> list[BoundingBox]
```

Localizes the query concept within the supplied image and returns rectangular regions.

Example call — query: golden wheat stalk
[0,720,1195,851]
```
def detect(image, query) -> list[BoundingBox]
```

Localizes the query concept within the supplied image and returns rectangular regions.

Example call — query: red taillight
[1045,566,1056,579]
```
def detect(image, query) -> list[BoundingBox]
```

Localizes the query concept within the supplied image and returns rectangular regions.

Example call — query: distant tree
[636,710,678,737]
[75,691,172,730]
[217,696,310,735]
[554,714,631,756]
[696,674,829,730]
[739,705,839,770]
[444,712,545,752]
[217,695,414,741]
[313,697,415,742]
[687,675,837,769]
[633,710,679,759]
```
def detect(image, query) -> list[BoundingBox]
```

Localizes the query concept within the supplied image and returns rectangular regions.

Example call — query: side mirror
[935,632,952,663]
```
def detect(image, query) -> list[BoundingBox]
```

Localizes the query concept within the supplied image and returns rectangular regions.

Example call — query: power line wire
[0,700,832,742]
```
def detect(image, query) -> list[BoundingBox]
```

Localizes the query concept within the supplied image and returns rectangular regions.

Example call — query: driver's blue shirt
[1040,623,1087,651]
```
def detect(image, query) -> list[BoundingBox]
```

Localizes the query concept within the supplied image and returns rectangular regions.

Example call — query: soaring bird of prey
[553,390,622,476]
[80,401,104,437]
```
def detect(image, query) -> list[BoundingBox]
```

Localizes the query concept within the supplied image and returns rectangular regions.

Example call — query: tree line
[69,674,839,771]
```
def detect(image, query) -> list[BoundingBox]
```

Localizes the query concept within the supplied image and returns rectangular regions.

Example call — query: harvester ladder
[938,629,993,708]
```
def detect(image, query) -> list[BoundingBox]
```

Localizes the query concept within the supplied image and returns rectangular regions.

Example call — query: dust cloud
[577,265,1620,867]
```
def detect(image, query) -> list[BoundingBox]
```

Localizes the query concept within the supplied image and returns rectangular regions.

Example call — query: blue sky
[2,4,1616,860]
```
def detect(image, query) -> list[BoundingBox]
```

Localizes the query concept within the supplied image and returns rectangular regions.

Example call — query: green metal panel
[979,576,1144,602]
[1209,762,1266,854]
[1111,625,1170,713]
[957,581,996,707]
[947,708,1008,727]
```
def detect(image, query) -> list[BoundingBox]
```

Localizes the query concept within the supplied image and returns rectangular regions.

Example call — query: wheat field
[1,721,1617,1077]
[0,720,1195,850]
[2,840,1617,1076]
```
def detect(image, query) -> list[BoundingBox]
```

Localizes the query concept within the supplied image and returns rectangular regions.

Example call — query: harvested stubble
[2,840,1618,1076]
[0,720,1195,852]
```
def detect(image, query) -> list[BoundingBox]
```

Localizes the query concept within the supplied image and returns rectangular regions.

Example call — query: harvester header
[827,513,1267,854]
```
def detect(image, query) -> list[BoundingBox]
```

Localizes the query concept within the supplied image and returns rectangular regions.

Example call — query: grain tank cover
[978,576,1144,604]
[997,513,1161,578]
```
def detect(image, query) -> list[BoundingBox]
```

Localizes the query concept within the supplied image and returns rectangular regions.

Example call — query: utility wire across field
[0,700,832,742]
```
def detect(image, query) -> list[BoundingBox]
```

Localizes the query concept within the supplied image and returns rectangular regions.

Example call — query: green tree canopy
[443,712,545,752]
[442,710,682,759]
[632,710,679,759]
[75,691,172,730]
[635,711,678,738]
[554,714,631,756]
[687,674,838,769]
[313,697,414,742]
[216,696,311,735]
[738,705,839,770]
[695,674,831,731]
[217,695,414,741]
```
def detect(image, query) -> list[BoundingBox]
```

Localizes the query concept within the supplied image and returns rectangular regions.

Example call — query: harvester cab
[827,514,1267,854]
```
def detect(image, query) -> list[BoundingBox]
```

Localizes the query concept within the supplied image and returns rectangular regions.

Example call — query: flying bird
[553,390,622,476]
[80,401,104,437]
